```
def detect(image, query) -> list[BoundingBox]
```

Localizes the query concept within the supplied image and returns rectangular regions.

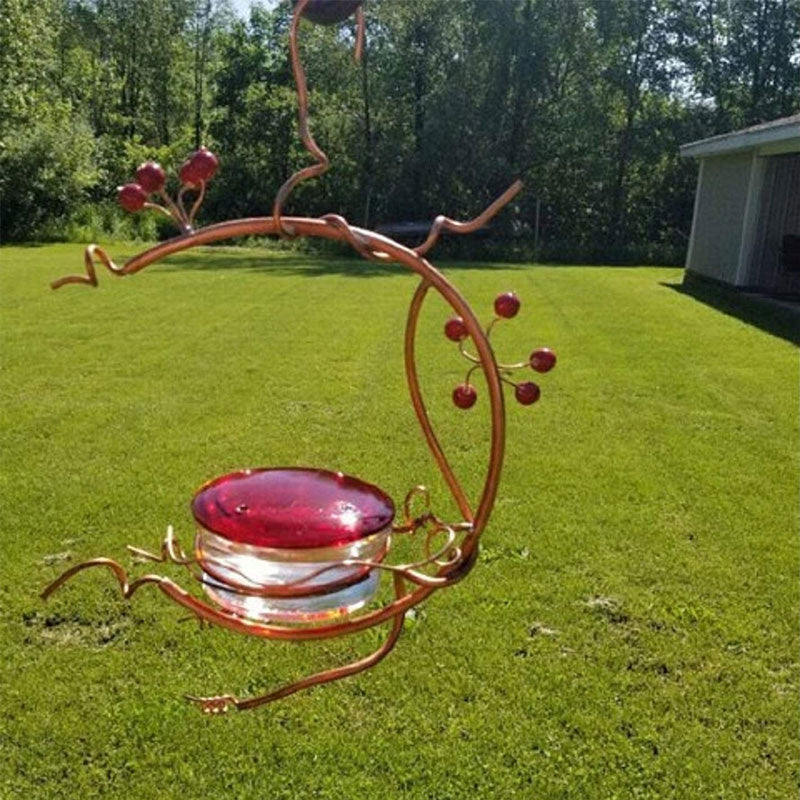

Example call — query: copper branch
[47,215,507,559]
[354,5,365,63]
[414,180,523,256]
[272,0,331,236]
[158,187,195,235]
[186,573,409,714]
[458,338,533,374]
[187,182,207,226]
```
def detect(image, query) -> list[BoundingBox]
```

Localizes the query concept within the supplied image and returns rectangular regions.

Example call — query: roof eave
[680,122,800,159]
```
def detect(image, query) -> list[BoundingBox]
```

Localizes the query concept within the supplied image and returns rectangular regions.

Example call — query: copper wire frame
[41,0,533,714]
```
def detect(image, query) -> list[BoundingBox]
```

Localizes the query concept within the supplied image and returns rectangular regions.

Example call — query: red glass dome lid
[293,0,363,25]
[191,468,395,549]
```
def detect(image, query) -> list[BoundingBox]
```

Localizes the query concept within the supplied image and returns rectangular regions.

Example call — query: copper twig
[187,181,207,226]
[354,5,365,63]
[143,202,179,223]
[322,214,388,261]
[414,180,523,256]
[272,0,330,237]
[50,245,125,289]
[40,557,166,602]
[458,338,533,373]
[186,573,409,714]
[128,525,194,565]
[176,186,192,230]
[158,188,186,228]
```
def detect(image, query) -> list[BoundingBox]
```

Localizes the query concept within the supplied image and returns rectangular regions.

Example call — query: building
[681,114,800,296]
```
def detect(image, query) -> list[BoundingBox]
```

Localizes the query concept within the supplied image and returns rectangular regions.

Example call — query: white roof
[680,114,800,158]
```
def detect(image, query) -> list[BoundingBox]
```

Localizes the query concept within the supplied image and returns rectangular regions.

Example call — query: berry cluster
[117,147,219,235]
[444,291,556,410]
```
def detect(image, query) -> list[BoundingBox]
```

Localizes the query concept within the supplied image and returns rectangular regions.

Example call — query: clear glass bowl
[197,526,390,622]
[191,468,395,623]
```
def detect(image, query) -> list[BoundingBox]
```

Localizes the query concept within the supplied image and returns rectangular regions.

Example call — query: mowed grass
[0,243,797,799]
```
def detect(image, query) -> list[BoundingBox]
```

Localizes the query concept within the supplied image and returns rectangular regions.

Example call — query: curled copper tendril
[50,244,125,289]
[413,180,523,256]
[272,0,330,238]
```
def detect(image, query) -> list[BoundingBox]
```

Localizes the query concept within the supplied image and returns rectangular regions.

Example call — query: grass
[0,243,797,799]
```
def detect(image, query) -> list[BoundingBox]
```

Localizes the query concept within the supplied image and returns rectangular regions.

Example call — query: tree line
[1,0,797,263]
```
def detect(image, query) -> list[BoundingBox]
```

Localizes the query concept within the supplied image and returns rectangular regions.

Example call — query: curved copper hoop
[48,214,505,637]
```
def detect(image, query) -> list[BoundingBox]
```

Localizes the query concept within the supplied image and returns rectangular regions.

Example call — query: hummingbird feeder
[42,0,557,714]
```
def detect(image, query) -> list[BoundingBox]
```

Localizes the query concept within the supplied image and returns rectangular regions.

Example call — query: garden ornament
[42,0,557,713]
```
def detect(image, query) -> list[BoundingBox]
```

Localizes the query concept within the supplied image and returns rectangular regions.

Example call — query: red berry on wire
[117,183,148,213]
[188,147,219,182]
[294,0,363,25]
[179,159,201,187]
[530,348,556,373]
[452,383,477,409]
[135,161,166,193]
[515,381,540,405]
[444,317,468,342]
[494,292,520,319]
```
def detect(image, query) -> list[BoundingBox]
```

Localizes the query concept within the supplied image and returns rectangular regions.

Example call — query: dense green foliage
[1,0,799,261]
[1,244,797,797]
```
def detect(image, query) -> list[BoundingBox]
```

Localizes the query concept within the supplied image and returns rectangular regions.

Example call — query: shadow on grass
[155,250,525,278]
[662,278,800,346]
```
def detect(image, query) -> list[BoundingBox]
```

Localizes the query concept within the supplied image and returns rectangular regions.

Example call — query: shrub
[0,116,99,242]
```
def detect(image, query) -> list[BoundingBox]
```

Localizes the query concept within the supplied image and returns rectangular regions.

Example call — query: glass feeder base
[196,526,389,623]
[201,569,381,623]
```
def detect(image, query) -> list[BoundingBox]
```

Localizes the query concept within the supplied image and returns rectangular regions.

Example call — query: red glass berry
[188,146,219,182]
[444,317,468,342]
[494,291,520,319]
[179,158,202,187]
[294,0,363,25]
[452,383,477,409]
[135,161,166,193]
[515,381,541,405]
[530,347,556,373]
[117,183,147,213]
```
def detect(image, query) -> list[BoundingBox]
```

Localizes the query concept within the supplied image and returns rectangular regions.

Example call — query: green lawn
[1,243,797,799]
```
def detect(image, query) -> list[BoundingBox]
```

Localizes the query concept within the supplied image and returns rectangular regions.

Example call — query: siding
[688,152,753,284]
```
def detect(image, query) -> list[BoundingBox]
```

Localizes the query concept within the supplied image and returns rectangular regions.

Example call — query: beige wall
[687,152,754,285]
